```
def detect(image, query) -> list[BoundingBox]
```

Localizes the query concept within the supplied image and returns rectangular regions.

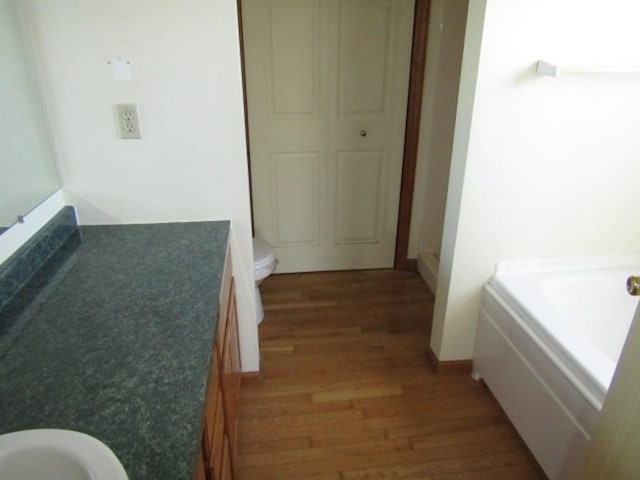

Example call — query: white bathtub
[473,256,640,480]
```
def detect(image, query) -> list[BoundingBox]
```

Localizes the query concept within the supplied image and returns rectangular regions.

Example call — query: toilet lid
[253,238,276,269]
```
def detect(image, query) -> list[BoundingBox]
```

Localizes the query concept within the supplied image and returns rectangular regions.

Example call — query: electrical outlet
[116,104,141,139]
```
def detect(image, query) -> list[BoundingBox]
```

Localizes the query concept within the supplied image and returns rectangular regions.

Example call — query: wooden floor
[237,270,544,480]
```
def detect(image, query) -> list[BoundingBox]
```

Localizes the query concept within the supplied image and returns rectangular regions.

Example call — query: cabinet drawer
[216,249,233,364]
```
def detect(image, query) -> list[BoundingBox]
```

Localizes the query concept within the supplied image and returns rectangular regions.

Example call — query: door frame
[236,0,431,271]
[394,0,430,270]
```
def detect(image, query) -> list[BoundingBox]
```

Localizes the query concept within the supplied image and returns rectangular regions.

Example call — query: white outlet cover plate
[115,104,141,139]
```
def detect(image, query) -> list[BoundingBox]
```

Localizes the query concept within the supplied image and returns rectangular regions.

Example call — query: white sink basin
[0,429,128,480]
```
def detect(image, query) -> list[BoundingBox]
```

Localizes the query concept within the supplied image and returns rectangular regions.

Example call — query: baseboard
[426,346,473,375]
[240,371,264,385]
[395,258,418,271]
[417,251,438,294]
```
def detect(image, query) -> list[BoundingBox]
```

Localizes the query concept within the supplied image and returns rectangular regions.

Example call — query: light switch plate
[115,104,141,139]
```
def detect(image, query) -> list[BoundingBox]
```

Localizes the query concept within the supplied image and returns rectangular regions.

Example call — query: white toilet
[252,237,277,325]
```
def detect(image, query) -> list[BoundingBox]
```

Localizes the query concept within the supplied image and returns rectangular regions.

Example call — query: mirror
[0,0,60,235]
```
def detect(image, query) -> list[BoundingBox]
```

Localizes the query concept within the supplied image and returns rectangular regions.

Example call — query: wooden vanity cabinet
[221,281,241,461]
[196,250,242,480]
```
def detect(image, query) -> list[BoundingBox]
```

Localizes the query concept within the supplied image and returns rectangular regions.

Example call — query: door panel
[335,151,383,244]
[338,0,391,115]
[268,2,319,116]
[272,152,320,245]
[243,0,413,272]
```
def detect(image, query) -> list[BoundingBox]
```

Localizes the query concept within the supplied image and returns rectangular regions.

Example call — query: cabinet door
[195,446,207,480]
[220,436,233,480]
[202,342,221,458]
[208,388,226,479]
[202,387,230,480]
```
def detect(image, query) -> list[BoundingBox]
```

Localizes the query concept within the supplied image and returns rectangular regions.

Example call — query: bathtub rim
[493,254,640,276]
[488,254,640,411]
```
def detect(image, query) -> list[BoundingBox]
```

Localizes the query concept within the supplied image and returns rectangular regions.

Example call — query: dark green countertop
[0,221,230,479]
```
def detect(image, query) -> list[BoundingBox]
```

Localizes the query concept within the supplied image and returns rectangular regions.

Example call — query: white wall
[24,0,259,371]
[408,0,468,260]
[432,0,640,360]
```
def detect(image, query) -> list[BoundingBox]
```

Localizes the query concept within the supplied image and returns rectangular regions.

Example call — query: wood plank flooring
[237,270,544,479]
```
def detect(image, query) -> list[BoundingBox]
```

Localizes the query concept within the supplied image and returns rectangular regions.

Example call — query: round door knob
[360,130,367,137]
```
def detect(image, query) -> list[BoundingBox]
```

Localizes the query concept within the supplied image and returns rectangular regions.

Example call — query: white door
[242,0,414,273]
[580,295,640,479]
